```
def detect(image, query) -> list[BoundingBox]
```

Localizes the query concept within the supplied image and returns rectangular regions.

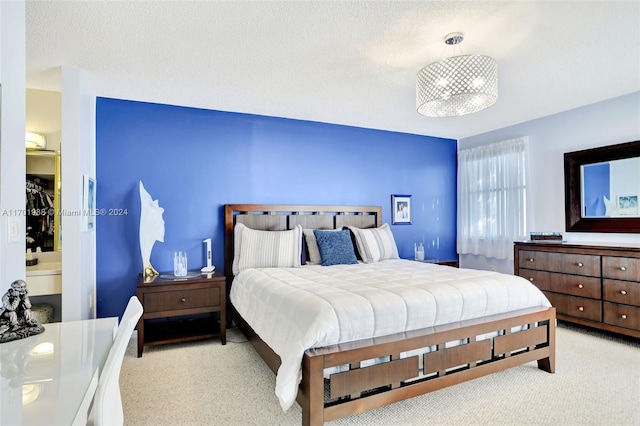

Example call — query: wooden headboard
[223,204,382,284]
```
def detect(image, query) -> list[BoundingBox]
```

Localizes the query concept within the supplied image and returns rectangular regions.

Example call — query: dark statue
[0,280,45,343]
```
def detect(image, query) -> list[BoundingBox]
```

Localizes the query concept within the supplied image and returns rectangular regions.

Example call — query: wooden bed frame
[224,204,556,426]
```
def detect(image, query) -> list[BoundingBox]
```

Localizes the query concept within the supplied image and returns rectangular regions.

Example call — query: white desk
[0,317,118,425]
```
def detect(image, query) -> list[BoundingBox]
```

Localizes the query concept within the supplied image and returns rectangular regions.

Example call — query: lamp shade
[416,54,498,117]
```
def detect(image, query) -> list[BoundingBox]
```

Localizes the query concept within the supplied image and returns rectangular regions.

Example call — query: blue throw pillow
[313,229,358,266]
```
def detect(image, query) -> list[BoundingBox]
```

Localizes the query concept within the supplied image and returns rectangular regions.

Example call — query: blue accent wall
[96,98,457,318]
[583,163,610,217]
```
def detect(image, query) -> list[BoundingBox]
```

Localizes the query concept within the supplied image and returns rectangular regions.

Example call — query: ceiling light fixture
[416,33,498,117]
[22,384,42,405]
[25,131,47,150]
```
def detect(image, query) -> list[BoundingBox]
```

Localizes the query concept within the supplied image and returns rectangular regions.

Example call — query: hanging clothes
[26,176,55,251]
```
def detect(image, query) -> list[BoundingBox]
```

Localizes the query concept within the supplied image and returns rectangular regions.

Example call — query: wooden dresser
[514,241,640,338]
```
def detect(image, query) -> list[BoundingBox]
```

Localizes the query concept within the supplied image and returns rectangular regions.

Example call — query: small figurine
[0,280,45,343]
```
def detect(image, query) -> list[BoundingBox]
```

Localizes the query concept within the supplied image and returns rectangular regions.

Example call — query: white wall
[27,89,62,151]
[458,92,640,273]
[61,66,97,321]
[609,157,640,208]
[1,5,96,320]
[0,1,26,293]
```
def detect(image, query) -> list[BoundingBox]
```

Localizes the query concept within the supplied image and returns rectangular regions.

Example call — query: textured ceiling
[25,1,640,140]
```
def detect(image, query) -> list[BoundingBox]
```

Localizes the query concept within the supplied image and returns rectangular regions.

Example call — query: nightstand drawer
[143,287,220,313]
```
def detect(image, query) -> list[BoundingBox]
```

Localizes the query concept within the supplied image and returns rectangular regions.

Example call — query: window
[457,137,530,260]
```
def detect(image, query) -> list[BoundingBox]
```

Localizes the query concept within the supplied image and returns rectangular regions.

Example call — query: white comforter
[230,259,551,411]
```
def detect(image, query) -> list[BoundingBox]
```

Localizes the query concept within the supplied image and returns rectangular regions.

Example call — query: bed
[224,204,556,426]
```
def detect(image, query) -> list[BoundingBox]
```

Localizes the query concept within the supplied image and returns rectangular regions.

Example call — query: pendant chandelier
[416,33,498,117]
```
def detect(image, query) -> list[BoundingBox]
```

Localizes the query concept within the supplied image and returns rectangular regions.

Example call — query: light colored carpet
[121,322,640,425]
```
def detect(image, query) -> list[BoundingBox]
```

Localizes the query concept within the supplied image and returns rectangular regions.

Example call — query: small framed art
[391,194,411,225]
[82,175,96,231]
[618,195,638,216]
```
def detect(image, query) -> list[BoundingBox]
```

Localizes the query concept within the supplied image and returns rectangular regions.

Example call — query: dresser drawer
[550,272,601,298]
[543,291,602,322]
[143,287,220,313]
[519,250,549,271]
[603,302,640,331]
[519,250,600,276]
[547,252,600,277]
[603,279,640,307]
[602,256,640,281]
[517,269,551,290]
[518,269,601,298]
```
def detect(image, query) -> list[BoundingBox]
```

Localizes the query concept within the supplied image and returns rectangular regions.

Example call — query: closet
[26,163,58,252]
[26,88,62,252]
[26,88,62,322]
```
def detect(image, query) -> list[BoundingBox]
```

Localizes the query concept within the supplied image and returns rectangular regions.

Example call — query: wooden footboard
[236,305,556,426]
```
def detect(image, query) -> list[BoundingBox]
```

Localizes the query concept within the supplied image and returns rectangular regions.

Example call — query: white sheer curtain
[457,137,530,260]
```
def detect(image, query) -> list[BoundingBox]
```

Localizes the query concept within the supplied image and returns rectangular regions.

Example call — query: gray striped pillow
[348,223,399,263]
[232,223,303,275]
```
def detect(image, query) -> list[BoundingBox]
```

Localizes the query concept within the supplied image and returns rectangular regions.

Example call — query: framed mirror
[564,140,640,233]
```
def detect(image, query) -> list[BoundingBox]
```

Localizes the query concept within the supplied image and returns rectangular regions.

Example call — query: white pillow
[232,223,303,275]
[303,228,342,265]
[348,223,399,263]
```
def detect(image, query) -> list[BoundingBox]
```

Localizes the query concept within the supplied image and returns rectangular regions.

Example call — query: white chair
[88,295,143,426]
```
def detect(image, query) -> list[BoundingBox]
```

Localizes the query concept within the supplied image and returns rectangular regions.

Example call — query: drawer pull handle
[578,306,584,312]
[527,258,534,262]
[620,290,627,295]
[578,284,584,289]
[577,262,584,267]
[529,277,534,282]
[620,266,627,271]
[181,297,186,303]
[621,314,627,320]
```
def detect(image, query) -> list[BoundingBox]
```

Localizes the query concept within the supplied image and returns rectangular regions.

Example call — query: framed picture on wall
[82,175,96,231]
[618,195,638,216]
[391,194,411,225]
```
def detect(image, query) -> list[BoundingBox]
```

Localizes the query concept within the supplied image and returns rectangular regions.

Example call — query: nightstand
[407,258,459,268]
[136,271,226,357]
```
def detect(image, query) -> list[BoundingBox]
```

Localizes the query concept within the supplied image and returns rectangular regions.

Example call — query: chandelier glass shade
[416,38,498,117]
